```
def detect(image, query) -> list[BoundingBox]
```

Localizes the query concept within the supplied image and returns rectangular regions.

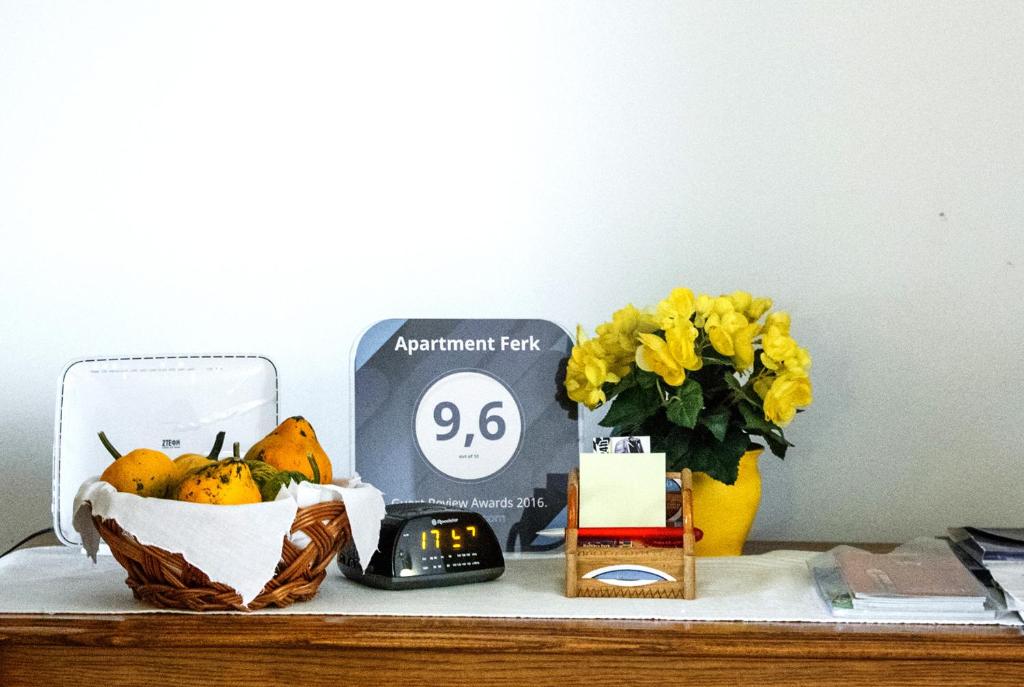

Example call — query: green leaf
[703,425,749,484]
[737,401,772,432]
[758,423,793,459]
[723,372,760,403]
[752,353,767,376]
[665,378,703,429]
[702,457,740,485]
[635,369,659,389]
[720,423,751,457]
[737,402,793,459]
[702,458,739,484]
[598,385,661,429]
[604,371,636,399]
[682,440,716,475]
[701,351,732,366]
[760,433,790,459]
[670,422,749,485]
[654,427,692,471]
[737,402,791,442]
[699,410,730,442]
[258,470,310,502]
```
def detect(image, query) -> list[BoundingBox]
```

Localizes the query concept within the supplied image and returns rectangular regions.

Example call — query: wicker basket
[92,501,350,611]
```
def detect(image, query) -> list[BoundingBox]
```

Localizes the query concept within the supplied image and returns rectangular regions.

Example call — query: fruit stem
[97,431,122,460]
[307,453,321,484]
[206,431,226,460]
[232,442,241,460]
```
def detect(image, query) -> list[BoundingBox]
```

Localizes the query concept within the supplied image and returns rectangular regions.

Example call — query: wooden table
[2,543,1022,686]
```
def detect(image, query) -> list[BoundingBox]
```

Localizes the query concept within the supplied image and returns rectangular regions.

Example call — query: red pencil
[538,526,704,544]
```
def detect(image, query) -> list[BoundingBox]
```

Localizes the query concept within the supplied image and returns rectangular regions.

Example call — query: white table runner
[0,546,1019,625]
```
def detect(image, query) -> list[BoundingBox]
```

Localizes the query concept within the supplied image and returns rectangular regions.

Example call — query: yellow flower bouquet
[565,287,813,485]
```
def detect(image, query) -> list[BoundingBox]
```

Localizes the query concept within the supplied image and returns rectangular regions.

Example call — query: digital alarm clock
[337,503,505,590]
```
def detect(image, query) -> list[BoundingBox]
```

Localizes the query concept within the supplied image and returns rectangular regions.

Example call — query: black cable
[505,523,520,552]
[0,527,53,560]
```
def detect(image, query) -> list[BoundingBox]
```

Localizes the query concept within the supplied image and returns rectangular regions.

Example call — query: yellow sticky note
[578,452,666,527]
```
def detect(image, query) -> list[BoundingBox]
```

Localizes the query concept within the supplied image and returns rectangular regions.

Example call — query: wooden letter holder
[564,468,696,600]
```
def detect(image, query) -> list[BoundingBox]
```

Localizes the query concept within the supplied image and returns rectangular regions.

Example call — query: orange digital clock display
[338,504,504,588]
[420,525,479,551]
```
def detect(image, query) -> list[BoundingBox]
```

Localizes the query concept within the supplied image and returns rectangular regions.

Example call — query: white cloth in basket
[73,476,386,606]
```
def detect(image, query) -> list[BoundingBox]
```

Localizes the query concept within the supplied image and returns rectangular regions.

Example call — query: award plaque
[353,319,578,552]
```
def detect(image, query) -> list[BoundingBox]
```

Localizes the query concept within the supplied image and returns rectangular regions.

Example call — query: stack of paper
[578,451,665,527]
[949,528,1024,614]
[809,538,1001,621]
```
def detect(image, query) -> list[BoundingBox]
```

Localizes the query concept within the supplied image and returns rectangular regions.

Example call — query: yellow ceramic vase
[691,448,763,557]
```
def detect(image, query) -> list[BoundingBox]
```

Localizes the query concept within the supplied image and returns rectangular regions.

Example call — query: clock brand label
[432,518,459,525]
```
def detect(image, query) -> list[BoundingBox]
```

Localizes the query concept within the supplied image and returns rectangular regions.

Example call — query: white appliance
[52,355,279,546]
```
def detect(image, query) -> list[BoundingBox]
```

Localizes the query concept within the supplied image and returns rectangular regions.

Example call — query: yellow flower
[730,321,761,370]
[745,297,772,321]
[595,304,657,374]
[695,294,713,313]
[783,346,812,377]
[762,321,797,362]
[569,290,814,432]
[635,324,702,386]
[699,293,770,323]
[695,294,763,370]
[704,307,747,356]
[761,312,811,378]
[729,291,752,314]
[655,287,697,330]
[712,295,734,316]
[764,311,791,335]
[762,373,813,426]
[564,327,621,409]
[753,374,774,399]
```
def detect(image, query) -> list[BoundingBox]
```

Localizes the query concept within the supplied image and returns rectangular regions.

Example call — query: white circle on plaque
[413,370,523,481]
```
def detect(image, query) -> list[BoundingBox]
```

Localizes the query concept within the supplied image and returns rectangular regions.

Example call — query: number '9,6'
[434,401,505,441]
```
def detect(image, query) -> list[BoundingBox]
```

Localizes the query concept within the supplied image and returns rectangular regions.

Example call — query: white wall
[3,1,1023,552]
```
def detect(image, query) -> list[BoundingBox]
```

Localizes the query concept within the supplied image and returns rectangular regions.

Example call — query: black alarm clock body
[338,503,505,590]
